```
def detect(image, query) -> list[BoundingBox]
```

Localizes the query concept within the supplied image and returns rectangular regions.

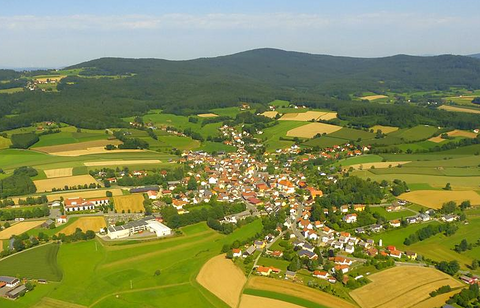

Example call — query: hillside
[469,53,480,59]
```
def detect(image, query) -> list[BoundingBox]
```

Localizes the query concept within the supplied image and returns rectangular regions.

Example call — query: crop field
[302,136,347,148]
[328,128,375,140]
[280,111,337,122]
[347,161,410,170]
[448,129,478,138]
[0,136,11,149]
[45,188,123,202]
[32,127,109,148]
[286,123,342,138]
[259,121,306,151]
[240,293,312,308]
[34,174,97,192]
[58,217,107,235]
[84,160,161,167]
[113,194,145,213]
[44,168,73,178]
[261,111,278,118]
[400,190,480,208]
[360,95,388,101]
[197,255,246,307]
[370,125,399,134]
[388,125,438,142]
[350,266,463,308]
[0,220,46,239]
[335,155,384,167]
[210,107,241,118]
[197,113,218,118]
[439,105,480,114]
[0,87,24,94]
[34,139,123,155]
[246,276,357,308]
[0,243,62,281]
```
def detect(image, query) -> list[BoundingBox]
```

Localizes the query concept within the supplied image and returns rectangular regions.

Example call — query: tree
[441,201,456,213]
[154,269,161,276]
[444,183,452,191]
[472,259,479,270]
[287,255,301,272]
[187,177,198,190]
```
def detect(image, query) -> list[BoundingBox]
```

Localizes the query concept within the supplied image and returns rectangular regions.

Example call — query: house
[56,215,67,224]
[306,187,323,199]
[389,250,402,258]
[256,266,280,276]
[254,240,266,250]
[334,264,350,273]
[147,190,158,200]
[389,220,401,228]
[172,199,188,211]
[460,275,479,285]
[345,245,354,254]
[354,204,366,212]
[442,214,459,222]
[405,251,417,260]
[298,250,317,260]
[232,248,242,258]
[243,245,256,257]
[0,276,20,288]
[41,219,55,229]
[6,284,27,300]
[64,197,106,212]
[285,270,296,280]
[271,250,284,258]
[313,270,329,279]
[343,213,357,223]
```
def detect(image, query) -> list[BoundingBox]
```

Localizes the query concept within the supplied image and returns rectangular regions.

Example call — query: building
[232,248,242,258]
[343,213,357,224]
[107,217,171,239]
[64,197,109,212]
[0,276,20,288]
[6,285,27,300]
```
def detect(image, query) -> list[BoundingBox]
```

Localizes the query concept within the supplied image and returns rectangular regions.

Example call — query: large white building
[107,216,171,239]
[64,197,109,212]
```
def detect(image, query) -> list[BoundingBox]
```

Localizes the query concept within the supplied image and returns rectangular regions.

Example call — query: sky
[1,0,480,68]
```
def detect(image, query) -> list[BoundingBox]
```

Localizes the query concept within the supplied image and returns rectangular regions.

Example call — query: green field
[302,136,347,148]
[256,256,290,272]
[0,87,24,94]
[257,121,305,151]
[0,136,11,149]
[243,289,329,308]
[32,126,108,148]
[370,207,417,220]
[334,155,384,167]
[0,243,62,281]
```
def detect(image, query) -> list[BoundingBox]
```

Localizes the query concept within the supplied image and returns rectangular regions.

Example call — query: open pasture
[280,111,337,122]
[0,220,46,239]
[197,254,246,307]
[44,168,73,178]
[34,174,97,192]
[350,266,463,308]
[113,194,145,213]
[32,126,109,148]
[370,125,399,134]
[84,160,161,167]
[399,190,480,208]
[439,104,480,114]
[259,121,306,151]
[286,123,342,138]
[58,217,107,235]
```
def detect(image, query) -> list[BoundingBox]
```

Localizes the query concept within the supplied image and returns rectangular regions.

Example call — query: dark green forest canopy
[1,49,480,131]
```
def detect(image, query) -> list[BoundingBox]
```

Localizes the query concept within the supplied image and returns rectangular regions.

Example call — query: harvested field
[46,188,123,202]
[411,290,461,308]
[350,266,463,308]
[197,254,246,307]
[0,221,46,239]
[33,297,88,308]
[361,95,388,101]
[34,175,98,192]
[348,161,410,170]
[84,160,161,167]
[370,125,399,134]
[439,105,480,114]
[448,129,478,138]
[247,276,356,308]
[44,168,73,178]
[286,123,342,138]
[50,148,144,156]
[197,113,218,118]
[113,194,145,213]
[57,217,106,235]
[34,139,122,154]
[399,190,480,209]
[239,295,303,308]
[261,111,278,118]
[280,111,337,122]
[35,76,66,83]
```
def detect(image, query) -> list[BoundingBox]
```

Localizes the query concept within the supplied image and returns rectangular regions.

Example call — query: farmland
[44,168,73,178]
[58,217,107,235]
[113,194,146,213]
[34,174,98,192]
[286,123,342,138]
[439,105,480,114]
[350,266,463,308]
[0,221,46,239]
[280,111,337,122]
[400,190,480,208]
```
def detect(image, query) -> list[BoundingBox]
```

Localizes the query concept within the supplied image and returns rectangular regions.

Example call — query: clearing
[246,276,356,308]
[349,266,463,308]
[287,123,343,138]
[0,220,46,239]
[361,95,388,101]
[261,111,279,118]
[84,160,161,167]
[34,175,98,192]
[439,105,480,114]
[197,254,246,308]
[399,190,480,209]
[57,217,106,235]
[44,168,73,179]
[113,194,145,213]
[239,295,303,308]
[370,125,399,134]
[197,113,218,118]
[280,111,337,122]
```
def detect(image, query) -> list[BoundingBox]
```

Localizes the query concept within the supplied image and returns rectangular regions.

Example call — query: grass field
[400,190,480,208]
[242,291,327,308]
[113,194,145,213]
[258,121,306,151]
[0,243,62,281]
[0,87,24,94]
[32,127,109,148]
[34,174,98,192]
[350,266,463,308]
[58,217,107,235]
[286,123,342,138]
[84,160,161,167]
[370,207,417,220]
[370,125,399,134]
[0,136,12,149]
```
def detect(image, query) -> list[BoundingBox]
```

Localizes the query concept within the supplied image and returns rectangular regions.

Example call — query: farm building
[130,186,160,194]
[0,276,20,288]
[107,216,171,239]
[64,197,109,212]
[6,284,27,300]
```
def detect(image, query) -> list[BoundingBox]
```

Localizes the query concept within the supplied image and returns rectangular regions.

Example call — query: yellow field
[247,276,357,308]
[58,217,106,235]
[197,113,218,118]
[361,95,388,101]
[448,129,478,138]
[44,168,73,179]
[113,194,145,213]
[348,161,410,170]
[399,190,480,209]
[370,125,399,134]
[34,140,127,156]
[350,266,463,308]
[239,295,303,308]
[0,136,11,149]
[34,175,98,192]
[411,290,462,308]
[0,221,46,239]
[35,76,66,83]
[439,105,480,114]
[45,188,123,202]
[286,122,342,138]
[197,255,246,307]
[280,111,337,122]
[84,160,161,167]
[261,111,278,118]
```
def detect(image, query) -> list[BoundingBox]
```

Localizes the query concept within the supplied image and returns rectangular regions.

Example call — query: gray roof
[108,216,156,232]
[7,285,26,297]
[0,276,19,284]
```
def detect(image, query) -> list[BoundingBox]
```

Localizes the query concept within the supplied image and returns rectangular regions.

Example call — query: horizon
[1,0,480,67]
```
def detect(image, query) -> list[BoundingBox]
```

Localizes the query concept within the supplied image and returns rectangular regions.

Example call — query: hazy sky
[1,0,480,67]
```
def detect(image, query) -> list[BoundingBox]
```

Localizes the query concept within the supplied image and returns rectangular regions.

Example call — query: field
[45,189,123,202]
[32,127,109,148]
[286,123,342,138]
[349,266,463,308]
[280,111,337,122]
[361,95,388,101]
[197,254,246,307]
[246,276,356,308]
[0,136,12,149]
[0,221,46,239]
[240,294,306,308]
[84,160,161,167]
[113,194,145,213]
[58,217,107,235]
[197,113,218,118]
[258,121,306,151]
[439,105,480,114]
[34,139,124,155]
[0,87,24,94]
[399,190,480,208]
[34,175,98,192]
[261,111,278,118]
[0,243,62,281]
[44,168,73,178]
[370,125,399,134]
[347,161,409,170]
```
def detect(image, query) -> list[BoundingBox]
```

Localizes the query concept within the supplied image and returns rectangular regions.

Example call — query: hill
[469,53,480,59]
